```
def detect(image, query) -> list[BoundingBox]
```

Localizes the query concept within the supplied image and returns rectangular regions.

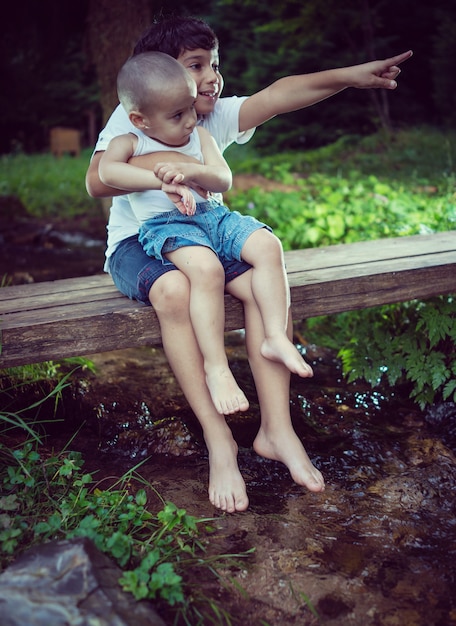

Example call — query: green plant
[304,296,456,409]
[0,371,69,443]
[0,149,97,217]
[226,170,454,251]
[0,443,252,624]
[0,358,94,440]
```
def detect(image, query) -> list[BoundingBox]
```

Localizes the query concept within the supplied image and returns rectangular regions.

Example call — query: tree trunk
[360,0,393,134]
[86,0,152,125]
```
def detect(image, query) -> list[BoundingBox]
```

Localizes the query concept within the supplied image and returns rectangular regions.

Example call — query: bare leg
[165,246,248,415]
[227,271,325,493]
[149,270,249,512]
[241,230,313,378]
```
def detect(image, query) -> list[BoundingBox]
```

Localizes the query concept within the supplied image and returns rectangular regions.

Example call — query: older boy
[86,16,411,513]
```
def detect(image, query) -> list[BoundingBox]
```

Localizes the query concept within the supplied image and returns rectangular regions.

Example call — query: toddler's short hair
[117,51,193,113]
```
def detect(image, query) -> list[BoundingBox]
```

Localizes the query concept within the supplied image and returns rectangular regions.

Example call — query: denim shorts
[138,200,270,264]
[109,234,252,305]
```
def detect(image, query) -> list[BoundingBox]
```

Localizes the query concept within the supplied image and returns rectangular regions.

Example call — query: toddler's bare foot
[206,366,249,414]
[253,426,325,493]
[260,335,313,378]
[207,437,249,513]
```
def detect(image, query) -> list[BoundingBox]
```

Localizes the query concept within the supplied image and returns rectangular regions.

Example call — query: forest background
[1,0,455,156]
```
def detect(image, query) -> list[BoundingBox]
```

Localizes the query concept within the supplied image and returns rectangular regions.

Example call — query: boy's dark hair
[133,16,219,59]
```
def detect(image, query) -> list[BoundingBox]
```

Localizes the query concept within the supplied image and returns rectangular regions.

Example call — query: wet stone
[0,537,166,626]
[424,401,456,450]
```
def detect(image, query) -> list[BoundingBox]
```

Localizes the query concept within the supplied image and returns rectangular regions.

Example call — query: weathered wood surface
[1,232,455,368]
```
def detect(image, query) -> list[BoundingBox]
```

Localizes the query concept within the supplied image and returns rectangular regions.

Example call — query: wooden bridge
[1,231,455,369]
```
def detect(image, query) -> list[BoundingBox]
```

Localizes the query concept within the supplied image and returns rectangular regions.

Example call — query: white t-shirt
[93,97,255,270]
[128,127,208,222]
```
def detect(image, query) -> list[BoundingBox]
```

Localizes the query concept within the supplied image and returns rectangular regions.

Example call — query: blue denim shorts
[138,200,270,264]
[109,234,252,305]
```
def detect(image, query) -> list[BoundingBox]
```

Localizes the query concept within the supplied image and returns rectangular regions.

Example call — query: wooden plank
[0,279,122,314]
[0,292,142,325]
[290,265,455,318]
[0,274,113,302]
[2,231,454,315]
[288,249,455,285]
[0,300,145,329]
[0,310,163,364]
[0,296,246,367]
[1,232,455,368]
[3,231,454,310]
[6,242,451,316]
[283,231,456,271]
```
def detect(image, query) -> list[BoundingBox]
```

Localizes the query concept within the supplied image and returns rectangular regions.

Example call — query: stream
[2,209,456,625]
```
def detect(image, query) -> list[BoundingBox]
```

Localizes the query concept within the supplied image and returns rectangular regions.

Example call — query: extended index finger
[385,50,413,67]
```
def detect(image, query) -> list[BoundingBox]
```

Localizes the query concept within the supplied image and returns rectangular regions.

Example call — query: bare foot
[205,366,249,414]
[260,335,313,378]
[253,426,325,493]
[207,437,249,513]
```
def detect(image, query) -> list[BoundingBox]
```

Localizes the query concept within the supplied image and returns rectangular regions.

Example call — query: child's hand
[154,162,185,184]
[154,161,209,199]
[351,50,413,90]
[162,182,196,215]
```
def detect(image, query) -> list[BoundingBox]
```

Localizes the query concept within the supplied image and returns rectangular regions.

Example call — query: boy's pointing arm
[238,50,413,133]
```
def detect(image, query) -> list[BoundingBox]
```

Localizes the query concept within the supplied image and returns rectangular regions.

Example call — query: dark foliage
[1,0,455,154]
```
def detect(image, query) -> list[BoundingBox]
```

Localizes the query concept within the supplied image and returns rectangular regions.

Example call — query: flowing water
[2,213,456,625]
[50,337,455,626]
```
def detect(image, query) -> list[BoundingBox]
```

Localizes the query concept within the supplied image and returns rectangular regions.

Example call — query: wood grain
[1,232,455,367]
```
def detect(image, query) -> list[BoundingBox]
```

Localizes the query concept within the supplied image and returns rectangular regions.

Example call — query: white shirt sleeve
[92,104,134,154]
[200,96,256,154]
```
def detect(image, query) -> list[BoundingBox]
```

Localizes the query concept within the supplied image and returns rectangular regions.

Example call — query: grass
[1,124,455,405]
[0,148,96,217]
[226,125,456,184]
[1,126,455,221]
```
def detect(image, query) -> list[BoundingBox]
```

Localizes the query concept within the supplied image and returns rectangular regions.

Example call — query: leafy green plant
[226,171,454,250]
[304,296,456,409]
[0,443,252,624]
